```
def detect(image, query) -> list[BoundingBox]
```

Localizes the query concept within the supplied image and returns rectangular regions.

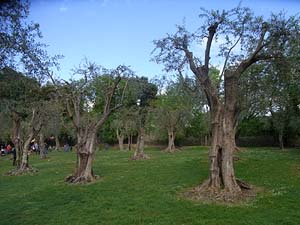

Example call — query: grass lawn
[0,146,300,225]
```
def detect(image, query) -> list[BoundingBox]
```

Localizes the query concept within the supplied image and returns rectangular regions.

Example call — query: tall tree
[153,6,299,199]
[1,0,61,168]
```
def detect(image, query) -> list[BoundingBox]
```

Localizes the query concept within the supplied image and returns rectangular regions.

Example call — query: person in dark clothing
[12,147,16,166]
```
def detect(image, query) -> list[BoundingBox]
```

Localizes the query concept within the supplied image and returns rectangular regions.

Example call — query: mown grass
[0,146,300,225]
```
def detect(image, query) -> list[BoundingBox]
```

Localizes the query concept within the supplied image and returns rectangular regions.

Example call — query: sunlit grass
[0,147,300,225]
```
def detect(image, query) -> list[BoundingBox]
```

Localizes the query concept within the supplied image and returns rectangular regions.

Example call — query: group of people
[29,140,40,154]
[1,144,13,156]
[1,139,72,166]
[1,143,17,165]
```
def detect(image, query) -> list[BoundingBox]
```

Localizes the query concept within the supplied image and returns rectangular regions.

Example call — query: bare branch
[236,25,268,75]
[103,76,122,114]
[120,78,129,103]
[205,22,219,69]
[220,35,242,78]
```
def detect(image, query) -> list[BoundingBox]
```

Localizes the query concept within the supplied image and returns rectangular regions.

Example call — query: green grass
[1,147,300,225]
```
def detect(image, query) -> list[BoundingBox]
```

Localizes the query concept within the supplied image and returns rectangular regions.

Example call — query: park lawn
[0,147,300,225]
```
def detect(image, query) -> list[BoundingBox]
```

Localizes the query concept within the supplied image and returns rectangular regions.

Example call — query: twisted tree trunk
[164,128,177,152]
[203,108,240,193]
[198,72,246,196]
[8,110,41,175]
[132,127,149,160]
[19,136,32,170]
[66,131,97,184]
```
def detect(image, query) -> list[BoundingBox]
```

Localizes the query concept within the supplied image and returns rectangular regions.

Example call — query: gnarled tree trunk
[204,108,241,194]
[132,127,149,160]
[19,136,32,170]
[66,131,97,184]
[164,128,177,152]
[8,109,41,175]
[198,72,246,197]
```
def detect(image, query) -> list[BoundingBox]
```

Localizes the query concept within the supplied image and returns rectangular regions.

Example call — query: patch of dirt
[182,182,264,205]
[65,174,101,184]
[4,167,38,176]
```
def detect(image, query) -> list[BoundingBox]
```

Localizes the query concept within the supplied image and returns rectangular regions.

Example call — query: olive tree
[51,62,131,183]
[151,81,192,152]
[130,77,157,160]
[1,0,61,167]
[0,68,49,174]
[153,6,299,199]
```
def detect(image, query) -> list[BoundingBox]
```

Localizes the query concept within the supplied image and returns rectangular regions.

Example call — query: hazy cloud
[59,6,68,12]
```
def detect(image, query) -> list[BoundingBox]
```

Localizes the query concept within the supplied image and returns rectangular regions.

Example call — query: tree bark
[116,129,124,151]
[66,131,97,184]
[127,134,133,151]
[11,112,22,167]
[118,136,124,151]
[164,129,177,152]
[55,134,60,151]
[279,131,284,150]
[201,108,241,194]
[39,133,46,159]
[19,136,32,170]
[132,127,149,160]
[199,72,242,195]
[8,109,41,175]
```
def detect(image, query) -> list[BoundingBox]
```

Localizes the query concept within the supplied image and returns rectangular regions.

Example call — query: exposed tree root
[234,146,242,152]
[65,174,100,184]
[130,152,150,160]
[182,179,257,204]
[5,166,38,176]
[236,178,251,189]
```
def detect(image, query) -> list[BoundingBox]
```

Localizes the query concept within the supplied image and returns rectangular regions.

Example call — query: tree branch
[221,35,242,78]
[205,22,219,69]
[236,25,268,75]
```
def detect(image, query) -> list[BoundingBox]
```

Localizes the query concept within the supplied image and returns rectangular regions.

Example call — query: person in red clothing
[6,144,12,153]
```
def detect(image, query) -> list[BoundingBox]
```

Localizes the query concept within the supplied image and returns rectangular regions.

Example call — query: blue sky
[29,0,300,79]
